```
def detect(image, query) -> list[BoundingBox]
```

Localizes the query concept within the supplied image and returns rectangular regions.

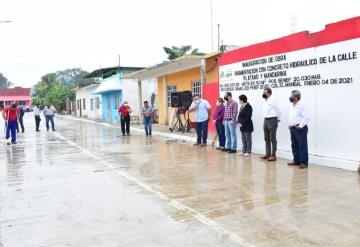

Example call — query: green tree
[0,72,13,88]
[32,68,88,111]
[163,45,205,60]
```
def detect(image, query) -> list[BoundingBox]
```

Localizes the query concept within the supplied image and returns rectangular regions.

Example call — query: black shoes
[227,150,236,153]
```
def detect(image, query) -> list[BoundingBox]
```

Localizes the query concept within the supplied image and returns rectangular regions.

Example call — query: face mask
[289,96,296,103]
[216,102,222,106]
[224,96,228,101]
[262,93,268,99]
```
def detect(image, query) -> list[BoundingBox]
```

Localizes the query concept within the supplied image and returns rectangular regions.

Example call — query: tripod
[170,107,186,132]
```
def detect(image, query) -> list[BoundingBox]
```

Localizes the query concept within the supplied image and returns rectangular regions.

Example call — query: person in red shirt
[118,100,132,136]
[2,103,20,144]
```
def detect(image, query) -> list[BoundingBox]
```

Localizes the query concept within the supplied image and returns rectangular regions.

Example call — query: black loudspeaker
[171,92,181,107]
[181,91,193,108]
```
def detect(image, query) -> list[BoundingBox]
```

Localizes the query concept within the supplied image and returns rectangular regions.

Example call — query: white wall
[121,78,158,118]
[219,38,360,171]
[75,84,102,120]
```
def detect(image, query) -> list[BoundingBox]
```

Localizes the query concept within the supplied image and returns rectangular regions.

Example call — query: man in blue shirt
[189,94,211,147]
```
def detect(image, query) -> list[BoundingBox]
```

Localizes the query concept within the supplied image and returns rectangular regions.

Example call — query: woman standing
[213,98,226,150]
[238,95,254,156]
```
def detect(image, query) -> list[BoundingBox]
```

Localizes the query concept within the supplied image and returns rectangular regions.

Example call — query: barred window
[90,99,94,111]
[191,80,201,97]
[167,85,176,107]
[114,95,120,109]
[95,97,100,109]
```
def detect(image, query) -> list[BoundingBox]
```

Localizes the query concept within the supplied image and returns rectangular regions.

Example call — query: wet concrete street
[1,115,360,247]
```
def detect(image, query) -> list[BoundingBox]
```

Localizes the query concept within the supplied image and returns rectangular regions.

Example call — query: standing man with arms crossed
[43,104,57,132]
[288,90,310,169]
[142,101,154,137]
[223,92,238,153]
[189,94,211,147]
[261,87,282,161]
[2,103,19,145]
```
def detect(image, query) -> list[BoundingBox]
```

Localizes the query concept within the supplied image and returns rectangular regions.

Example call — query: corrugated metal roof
[0,87,31,96]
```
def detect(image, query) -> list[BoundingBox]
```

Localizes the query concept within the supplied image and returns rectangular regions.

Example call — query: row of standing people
[2,104,57,145]
[190,87,310,169]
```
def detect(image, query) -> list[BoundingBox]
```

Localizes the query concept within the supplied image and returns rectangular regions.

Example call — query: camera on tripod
[169,91,194,133]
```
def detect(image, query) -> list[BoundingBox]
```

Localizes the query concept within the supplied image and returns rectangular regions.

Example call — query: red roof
[0,87,31,97]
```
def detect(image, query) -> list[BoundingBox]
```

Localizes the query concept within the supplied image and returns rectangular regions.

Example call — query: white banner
[219,38,360,169]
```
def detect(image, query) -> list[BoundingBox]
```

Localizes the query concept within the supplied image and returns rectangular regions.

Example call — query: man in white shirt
[34,105,42,132]
[261,87,282,161]
[288,90,310,169]
[189,94,211,147]
[43,104,57,131]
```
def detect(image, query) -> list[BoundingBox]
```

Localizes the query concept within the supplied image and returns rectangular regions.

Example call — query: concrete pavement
[1,114,359,247]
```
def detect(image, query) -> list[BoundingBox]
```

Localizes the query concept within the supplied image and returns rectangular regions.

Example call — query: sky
[0,0,359,88]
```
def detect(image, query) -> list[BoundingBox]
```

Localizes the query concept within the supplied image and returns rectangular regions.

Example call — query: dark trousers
[241,131,252,153]
[6,120,17,143]
[195,120,209,144]
[215,122,226,147]
[121,115,130,135]
[290,126,309,165]
[144,117,152,136]
[17,116,24,132]
[46,115,55,131]
[264,118,278,156]
[35,116,41,131]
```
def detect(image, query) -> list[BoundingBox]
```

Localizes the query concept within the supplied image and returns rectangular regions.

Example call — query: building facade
[0,87,32,110]
[125,53,220,131]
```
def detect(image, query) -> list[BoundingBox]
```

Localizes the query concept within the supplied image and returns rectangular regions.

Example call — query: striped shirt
[224,100,238,121]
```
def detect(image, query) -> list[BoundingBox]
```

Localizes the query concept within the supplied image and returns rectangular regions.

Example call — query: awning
[124,52,220,80]
[93,76,122,94]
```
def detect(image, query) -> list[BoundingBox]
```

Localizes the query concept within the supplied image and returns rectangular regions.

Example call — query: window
[114,95,120,109]
[95,97,100,109]
[191,80,201,98]
[77,100,80,110]
[83,98,86,110]
[90,99,94,111]
[5,101,12,105]
[18,101,26,106]
[167,85,176,107]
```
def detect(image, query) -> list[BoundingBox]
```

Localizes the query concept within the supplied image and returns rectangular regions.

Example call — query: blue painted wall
[101,90,122,123]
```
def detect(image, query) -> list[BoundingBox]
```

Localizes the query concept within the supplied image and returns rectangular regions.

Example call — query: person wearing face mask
[223,92,238,153]
[261,87,282,161]
[237,94,253,157]
[213,98,226,150]
[288,90,310,169]
[189,94,211,147]
[118,100,132,136]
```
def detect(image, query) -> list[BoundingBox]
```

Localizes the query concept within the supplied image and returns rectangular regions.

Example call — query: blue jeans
[225,120,237,150]
[46,116,55,131]
[215,122,226,147]
[290,126,309,165]
[6,120,17,143]
[144,117,152,135]
[195,120,209,144]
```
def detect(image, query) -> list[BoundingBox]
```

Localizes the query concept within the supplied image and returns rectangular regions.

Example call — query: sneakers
[193,143,201,146]
[243,153,250,157]
[238,152,244,156]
